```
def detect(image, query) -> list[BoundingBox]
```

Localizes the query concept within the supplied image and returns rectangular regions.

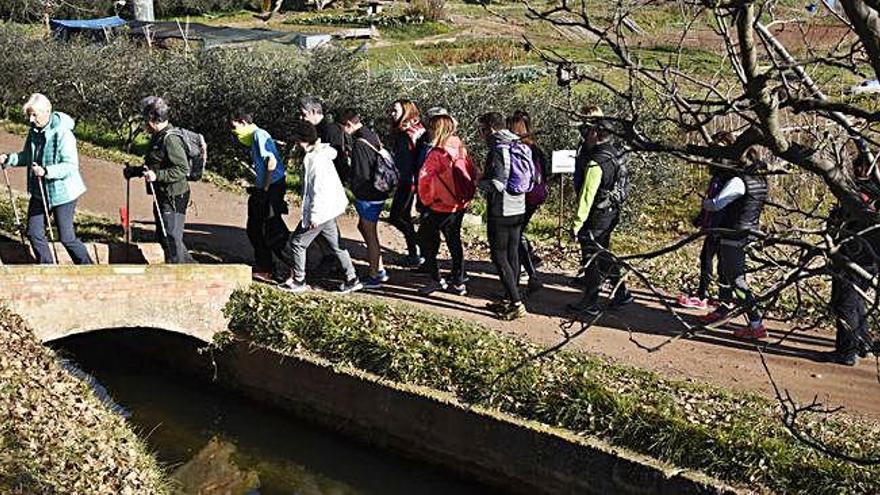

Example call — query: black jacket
[349,126,389,201]
[392,130,427,185]
[317,115,349,184]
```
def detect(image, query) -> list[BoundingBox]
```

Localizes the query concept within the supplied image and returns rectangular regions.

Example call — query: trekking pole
[36,173,59,265]
[145,176,168,240]
[2,165,27,246]
[120,169,132,262]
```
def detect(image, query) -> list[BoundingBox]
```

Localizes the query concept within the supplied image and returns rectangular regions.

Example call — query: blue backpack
[500,141,535,195]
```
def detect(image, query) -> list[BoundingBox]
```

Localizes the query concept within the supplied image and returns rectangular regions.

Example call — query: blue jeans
[27,196,93,265]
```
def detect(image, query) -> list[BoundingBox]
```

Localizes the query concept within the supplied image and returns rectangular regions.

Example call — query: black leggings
[718,240,761,323]
[418,209,465,284]
[388,183,419,257]
[488,215,525,303]
[697,234,720,299]
[518,204,540,278]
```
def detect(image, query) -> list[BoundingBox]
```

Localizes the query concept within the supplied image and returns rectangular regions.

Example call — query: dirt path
[2,129,878,420]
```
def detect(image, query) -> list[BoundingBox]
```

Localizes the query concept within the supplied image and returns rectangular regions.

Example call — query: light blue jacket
[5,112,87,208]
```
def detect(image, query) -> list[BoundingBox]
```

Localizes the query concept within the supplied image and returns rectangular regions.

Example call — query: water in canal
[51,330,500,495]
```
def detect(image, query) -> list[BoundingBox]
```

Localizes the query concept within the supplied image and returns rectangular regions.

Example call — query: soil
[2,129,878,420]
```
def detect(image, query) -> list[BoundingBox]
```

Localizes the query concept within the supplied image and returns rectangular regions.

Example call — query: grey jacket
[479,130,526,218]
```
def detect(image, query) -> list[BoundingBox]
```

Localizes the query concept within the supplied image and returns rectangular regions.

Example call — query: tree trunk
[132,0,155,22]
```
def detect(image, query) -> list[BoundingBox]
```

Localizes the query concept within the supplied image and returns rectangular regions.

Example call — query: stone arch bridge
[0,264,251,343]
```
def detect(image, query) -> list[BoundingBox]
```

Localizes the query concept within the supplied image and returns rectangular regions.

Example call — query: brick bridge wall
[0,264,251,343]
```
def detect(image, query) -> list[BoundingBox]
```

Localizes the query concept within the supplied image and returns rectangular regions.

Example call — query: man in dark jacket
[825,145,880,365]
[340,108,389,288]
[567,115,633,317]
[123,96,194,264]
[300,96,349,184]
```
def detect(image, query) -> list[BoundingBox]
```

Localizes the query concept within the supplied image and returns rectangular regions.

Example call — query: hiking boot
[279,278,311,293]
[677,294,710,310]
[609,290,634,308]
[251,270,274,283]
[820,350,858,366]
[401,254,425,268]
[734,321,767,340]
[496,301,527,321]
[339,278,363,294]
[485,300,510,311]
[419,278,448,295]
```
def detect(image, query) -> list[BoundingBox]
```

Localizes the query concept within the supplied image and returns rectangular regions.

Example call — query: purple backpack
[500,141,535,195]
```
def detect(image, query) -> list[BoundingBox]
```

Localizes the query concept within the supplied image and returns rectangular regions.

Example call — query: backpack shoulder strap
[358,137,380,154]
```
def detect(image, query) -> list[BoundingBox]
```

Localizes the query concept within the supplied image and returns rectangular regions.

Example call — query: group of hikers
[1,93,877,366]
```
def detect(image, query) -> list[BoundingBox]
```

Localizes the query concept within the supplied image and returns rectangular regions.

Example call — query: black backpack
[165,127,207,181]
[594,147,629,208]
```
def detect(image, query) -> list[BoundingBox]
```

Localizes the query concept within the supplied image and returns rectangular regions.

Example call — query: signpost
[551,150,577,245]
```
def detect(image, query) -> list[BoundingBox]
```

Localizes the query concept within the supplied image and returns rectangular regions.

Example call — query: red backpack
[420,146,477,212]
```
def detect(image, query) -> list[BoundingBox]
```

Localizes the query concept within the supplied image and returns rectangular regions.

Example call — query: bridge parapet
[0,264,252,343]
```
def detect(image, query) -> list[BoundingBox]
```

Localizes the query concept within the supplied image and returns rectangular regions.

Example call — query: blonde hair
[429,114,457,148]
[23,93,51,116]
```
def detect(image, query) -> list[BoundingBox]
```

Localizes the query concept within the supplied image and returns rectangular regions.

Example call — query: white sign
[551,149,577,174]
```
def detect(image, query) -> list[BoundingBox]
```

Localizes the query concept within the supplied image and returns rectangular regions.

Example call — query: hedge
[221,284,880,494]
[0,0,256,22]
[0,305,168,494]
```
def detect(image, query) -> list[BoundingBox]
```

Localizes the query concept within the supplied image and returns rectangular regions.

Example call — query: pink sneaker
[734,322,767,339]
[677,294,709,310]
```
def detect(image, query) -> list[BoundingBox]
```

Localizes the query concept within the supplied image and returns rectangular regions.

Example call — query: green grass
[221,285,880,494]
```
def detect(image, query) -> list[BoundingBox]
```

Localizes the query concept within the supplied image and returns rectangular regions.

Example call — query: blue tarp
[50,16,127,31]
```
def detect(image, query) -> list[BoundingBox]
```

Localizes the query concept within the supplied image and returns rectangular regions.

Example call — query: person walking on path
[416,113,475,296]
[230,109,290,282]
[123,96,195,264]
[388,99,427,267]
[300,97,349,184]
[677,131,736,310]
[277,121,362,294]
[699,146,769,339]
[478,112,528,321]
[340,108,391,289]
[508,110,549,295]
[825,141,880,365]
[567,110,633,317]
[0,93,92,265]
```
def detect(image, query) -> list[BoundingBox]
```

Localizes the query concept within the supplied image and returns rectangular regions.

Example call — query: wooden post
[132,0,155,22]
[557,173,565,246]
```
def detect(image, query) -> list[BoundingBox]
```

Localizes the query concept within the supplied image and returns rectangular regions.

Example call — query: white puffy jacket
[301,141,349,228]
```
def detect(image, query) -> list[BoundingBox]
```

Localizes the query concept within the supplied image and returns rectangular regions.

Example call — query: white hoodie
[301,140,348,228]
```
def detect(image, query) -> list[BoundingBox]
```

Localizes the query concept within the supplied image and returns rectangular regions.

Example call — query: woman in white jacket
[279,121,362,294]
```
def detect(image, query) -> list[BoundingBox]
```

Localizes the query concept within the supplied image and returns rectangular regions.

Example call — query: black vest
[723,174,768,235]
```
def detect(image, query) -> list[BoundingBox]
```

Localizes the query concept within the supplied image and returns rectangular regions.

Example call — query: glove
[123,166,145,179]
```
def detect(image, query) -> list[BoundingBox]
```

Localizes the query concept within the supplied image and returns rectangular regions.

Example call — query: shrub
[403,0,447,22]
[221,285,880,494]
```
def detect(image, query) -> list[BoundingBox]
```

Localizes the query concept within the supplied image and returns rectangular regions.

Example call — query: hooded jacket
[4,112,87,208]
[349,126,389,201]
[301,140,349,228]
[479,129,526,218]
[392,121,426,185]
[418,136,474,213]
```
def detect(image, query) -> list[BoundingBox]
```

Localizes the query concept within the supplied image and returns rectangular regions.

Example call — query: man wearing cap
[567,109,633,316]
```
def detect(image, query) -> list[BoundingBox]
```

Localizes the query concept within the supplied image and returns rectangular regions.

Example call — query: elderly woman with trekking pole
[0,93,92,265]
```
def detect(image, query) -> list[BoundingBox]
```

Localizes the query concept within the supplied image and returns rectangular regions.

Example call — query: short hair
[339,108,361,126]
[141,96,170,124]
[478,112,505,131]
[290,120,318,145]
[23,93,51,115]
[230,108,254,124]
[299,96,323,114]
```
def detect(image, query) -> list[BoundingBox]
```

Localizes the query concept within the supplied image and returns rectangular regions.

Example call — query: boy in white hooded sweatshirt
[279,121,362,294]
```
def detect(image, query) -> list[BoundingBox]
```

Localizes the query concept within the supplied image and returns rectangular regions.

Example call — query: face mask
[232,123,257,146]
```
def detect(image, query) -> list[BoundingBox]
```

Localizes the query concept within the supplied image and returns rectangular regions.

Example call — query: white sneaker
[279,278,311,293]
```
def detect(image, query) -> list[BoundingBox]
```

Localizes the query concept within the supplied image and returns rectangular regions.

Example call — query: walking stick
[2,165,27,246]
[36,173,58,265]
[145,178,168,240]
[120,172,132,262]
